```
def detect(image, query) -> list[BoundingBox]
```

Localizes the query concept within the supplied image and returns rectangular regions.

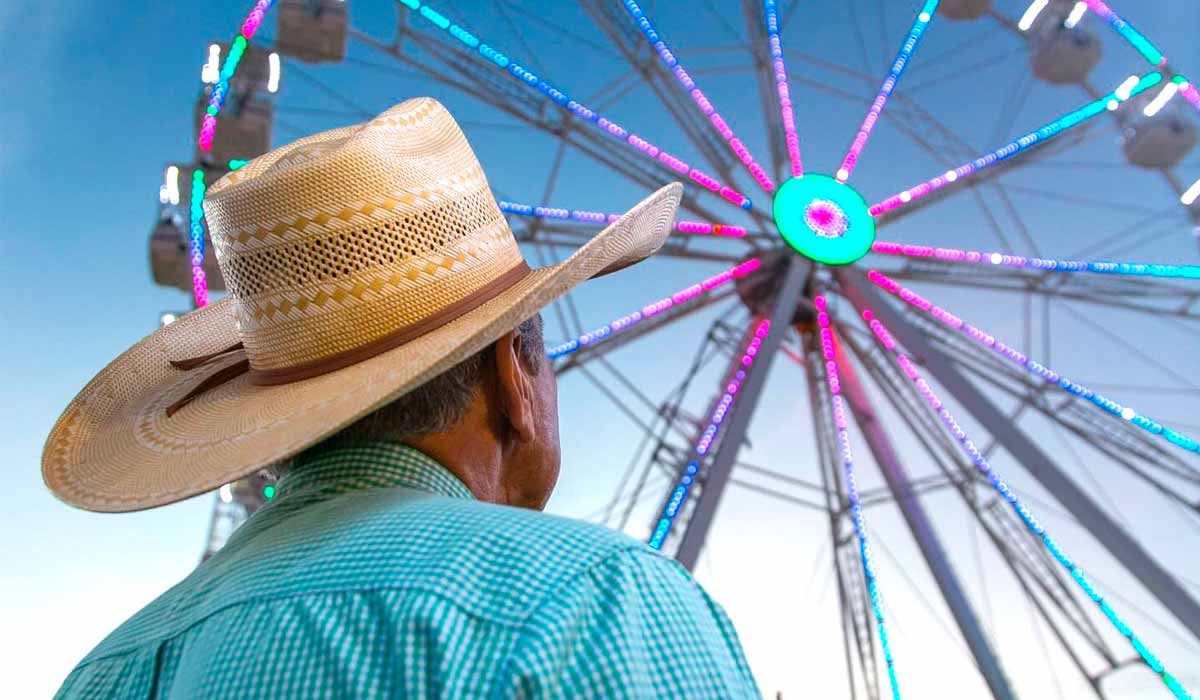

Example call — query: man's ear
[492,329,537,444]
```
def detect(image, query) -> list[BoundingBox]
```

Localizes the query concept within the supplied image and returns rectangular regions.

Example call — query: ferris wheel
[146,0,1200,697]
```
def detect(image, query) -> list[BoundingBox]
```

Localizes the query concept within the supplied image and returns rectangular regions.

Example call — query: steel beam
[830,308,1018,700]
[839,266,1200,643]
[673,256,810,569]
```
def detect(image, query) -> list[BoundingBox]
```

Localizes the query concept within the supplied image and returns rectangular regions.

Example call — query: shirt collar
[276,442,476,502]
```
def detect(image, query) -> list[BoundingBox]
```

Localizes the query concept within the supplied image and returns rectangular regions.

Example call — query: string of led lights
[397,0,753,211]
[188,0,276,307]
[197,0,275,154]
[814,295,902,700]
[188,170,209,307]
[1079,0,1164,67]
[866,269,1200,457]
[546,259,761,359]
[836,0,940,183]
[647,317,771,551]
[763,0,803,178]
[870,241,1200,280]
[497,200,748,238]
[869,72,1162,217]
[1078,1,1200,119]
[860,308,1194,700]
[617,1,774,193]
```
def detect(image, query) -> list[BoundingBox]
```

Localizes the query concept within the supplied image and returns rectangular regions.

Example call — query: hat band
[165,260,531,417]
[249,259,532,385]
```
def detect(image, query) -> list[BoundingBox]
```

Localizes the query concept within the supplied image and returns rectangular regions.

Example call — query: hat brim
[43,183,682,512]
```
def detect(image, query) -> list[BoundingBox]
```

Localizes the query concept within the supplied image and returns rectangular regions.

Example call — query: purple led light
[836,0,939,182]
[870,241,1200,279]
[866,269,1200,457]
[497,199,748,237]
[649,318,771,549]
[870,73,1162,216]
[547,259,762,359]
[862,307,1193,700]
[763,0,803,177]
[619,0,775,193]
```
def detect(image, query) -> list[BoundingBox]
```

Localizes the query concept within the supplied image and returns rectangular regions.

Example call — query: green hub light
[772,174,875,265]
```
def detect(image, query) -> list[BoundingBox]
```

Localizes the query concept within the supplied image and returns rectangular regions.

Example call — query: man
[45,98,761,698]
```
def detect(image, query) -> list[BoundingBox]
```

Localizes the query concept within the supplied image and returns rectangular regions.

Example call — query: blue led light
[400,0,752,210]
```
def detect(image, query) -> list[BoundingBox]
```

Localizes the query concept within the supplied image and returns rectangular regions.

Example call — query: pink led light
[1179,81,1200,112]
[618,2,774,193]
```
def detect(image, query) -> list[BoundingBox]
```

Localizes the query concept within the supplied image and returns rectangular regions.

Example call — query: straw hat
[44,97,682,512]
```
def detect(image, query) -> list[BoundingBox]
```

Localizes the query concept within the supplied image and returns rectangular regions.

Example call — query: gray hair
[278,315,544,475]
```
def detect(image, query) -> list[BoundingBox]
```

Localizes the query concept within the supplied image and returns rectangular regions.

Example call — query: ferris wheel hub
[772,174,875,265]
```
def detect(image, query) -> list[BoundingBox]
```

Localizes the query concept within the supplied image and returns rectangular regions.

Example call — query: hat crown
[202,98,526,374]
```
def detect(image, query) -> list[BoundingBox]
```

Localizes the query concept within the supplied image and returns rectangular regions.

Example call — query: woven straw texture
[42,97,681,512]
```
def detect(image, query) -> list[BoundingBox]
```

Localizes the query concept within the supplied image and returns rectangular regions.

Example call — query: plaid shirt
[56,443,761,698]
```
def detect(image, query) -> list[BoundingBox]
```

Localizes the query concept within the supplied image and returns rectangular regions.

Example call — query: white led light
[164,165,180,205]
[1182,177,1200,206]
[945,170,958,182]
[201,44,221,84]
[990,253,1003,264]
[919,11,931,22]
[1106,99,1120,111]
[1018,0,1050,31]
[268,52,281,93]
[1064,2,1087,28]
[158,186,170,204]
[1114,75,1141,101]
[160,313,178,326]
[835,167,850,182]
[1120,406,1136,420]
[899,191,912,203]
[1142,82,1179,117]
[219,483,233,503]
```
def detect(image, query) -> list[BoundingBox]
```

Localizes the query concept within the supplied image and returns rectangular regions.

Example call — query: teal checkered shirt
[57,443,761,698]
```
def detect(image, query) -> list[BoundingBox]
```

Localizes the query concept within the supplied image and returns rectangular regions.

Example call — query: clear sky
[3,1,1199,698]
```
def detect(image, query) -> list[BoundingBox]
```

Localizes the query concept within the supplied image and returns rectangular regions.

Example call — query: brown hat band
[166,260,532,417]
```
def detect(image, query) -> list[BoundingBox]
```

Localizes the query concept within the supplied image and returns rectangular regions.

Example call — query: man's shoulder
[353,487,654,578]
[217,487,656,618]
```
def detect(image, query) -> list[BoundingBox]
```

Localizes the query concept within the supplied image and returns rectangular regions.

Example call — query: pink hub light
[804,199,849,239]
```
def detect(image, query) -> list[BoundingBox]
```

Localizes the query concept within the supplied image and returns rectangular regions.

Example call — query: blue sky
[3,1,1200,697]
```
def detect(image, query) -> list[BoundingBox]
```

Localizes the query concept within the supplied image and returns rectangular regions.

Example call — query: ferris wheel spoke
[647,317,773,550]
[854,305,1196,700]
[546,260,762,361]
[876,265,1200,332]
[391,0,755,212]
[869,72,1164,218]
[498,199,751,239]
[865,269,1200,458]
[616,1,776,193]
[836,0,939,183]
[813,295,904,699]
[761,0,804,178]
[870,240,1200,280]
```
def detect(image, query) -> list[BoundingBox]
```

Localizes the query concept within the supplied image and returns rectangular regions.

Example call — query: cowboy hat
[43,97,682,512]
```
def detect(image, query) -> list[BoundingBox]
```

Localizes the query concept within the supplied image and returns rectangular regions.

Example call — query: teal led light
[773,174,875,265]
